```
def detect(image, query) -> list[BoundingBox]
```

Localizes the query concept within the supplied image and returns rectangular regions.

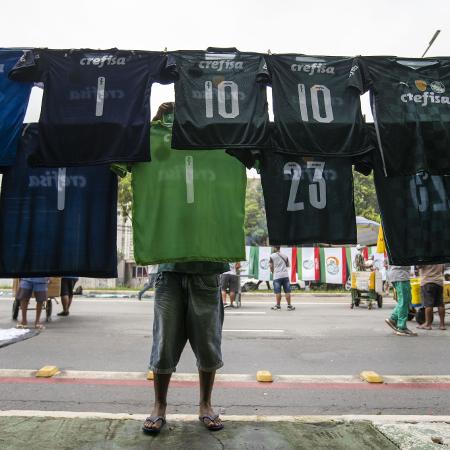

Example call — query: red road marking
[0,377,449,390]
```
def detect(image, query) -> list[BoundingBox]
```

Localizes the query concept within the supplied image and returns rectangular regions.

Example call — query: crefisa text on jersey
[290,63,335,75]
[198,60,243,71]
[80,55,126,68]
[401,91,450,106]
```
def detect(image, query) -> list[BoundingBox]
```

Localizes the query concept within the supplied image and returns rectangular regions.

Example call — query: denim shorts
[421,283,444,308]
[273,277,291,294]
[17,279,48,302]
[149,272,224,374]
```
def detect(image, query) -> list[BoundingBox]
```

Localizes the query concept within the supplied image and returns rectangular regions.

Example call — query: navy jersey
[9,48,169,167]
[0,49,32,166]
[349,56,450,176]
[0,124,118,277]
[260,148,356,245]
[169,48,271,149]
[371,143,450,266]
[268,54,370,157]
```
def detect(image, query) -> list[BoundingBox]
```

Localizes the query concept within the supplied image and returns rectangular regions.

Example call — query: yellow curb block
[146,371,154,381]
[256,370,273,382]
[360,371,384,383]
[36,366,60,378]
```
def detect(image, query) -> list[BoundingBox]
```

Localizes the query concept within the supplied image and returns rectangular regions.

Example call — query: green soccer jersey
[130,121,247,265]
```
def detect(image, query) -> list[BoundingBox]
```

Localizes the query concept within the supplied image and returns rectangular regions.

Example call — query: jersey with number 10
[268,54,370,157]
[260,148,357,245]
[9,48,169,166]
[169,49,271,149]
[130,121,247,265]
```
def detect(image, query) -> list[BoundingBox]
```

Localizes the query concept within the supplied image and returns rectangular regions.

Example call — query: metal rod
[421,30,441,57]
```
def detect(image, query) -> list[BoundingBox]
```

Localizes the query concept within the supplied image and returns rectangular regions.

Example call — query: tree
[245,178,268,245]
[118,173,132,222]
[353,170,380,222]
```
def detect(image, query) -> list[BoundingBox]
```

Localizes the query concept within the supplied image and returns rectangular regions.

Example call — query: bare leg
[19,299,29,326]
[275,293,281,306]
[198,369,222,429]
[285,293,292,306]
[221,290,227,305]
[438,306,446,330]
[418,307,434,330]
[61,295,69,313]
[35,302,44,327]
[67,294,73,311]
[144,372,171,431]
[229,291,236,306]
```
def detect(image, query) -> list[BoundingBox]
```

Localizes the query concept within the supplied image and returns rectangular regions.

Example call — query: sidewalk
[1,411,449,449]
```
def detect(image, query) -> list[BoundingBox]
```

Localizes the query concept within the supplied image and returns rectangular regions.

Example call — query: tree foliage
[353,170,380,222]
[118,173,132,221]
[245,178,268,245]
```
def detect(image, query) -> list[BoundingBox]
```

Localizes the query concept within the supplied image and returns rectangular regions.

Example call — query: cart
[12,278,61,322]
[411,279,450,325]
[350,271,383,309]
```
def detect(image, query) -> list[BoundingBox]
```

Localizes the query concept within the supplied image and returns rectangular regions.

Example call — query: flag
[248,246,272,281]
[298,247,320,281]
[319,248,347,284]
[280,247,297,282]
[239,246,251,277]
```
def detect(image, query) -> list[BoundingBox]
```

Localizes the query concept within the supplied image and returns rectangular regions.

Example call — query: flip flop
[16,324,28,329]
[199,414,224,431]
[142,416,166,434]
[34,324,46,330]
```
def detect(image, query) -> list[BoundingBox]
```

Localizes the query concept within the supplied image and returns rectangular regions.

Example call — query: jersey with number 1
[169,49,271,149]
[129,121,247,264]
[268,54,370,157]
[9,48,169,166]
[260,148,356,245]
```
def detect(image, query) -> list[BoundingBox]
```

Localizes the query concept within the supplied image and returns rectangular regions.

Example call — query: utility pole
[421,30,441,57]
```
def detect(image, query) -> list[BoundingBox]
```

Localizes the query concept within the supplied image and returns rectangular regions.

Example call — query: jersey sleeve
[347,57,368,94]
[158,53,178,85]
[8,49,45,82]
[256,55,270,84]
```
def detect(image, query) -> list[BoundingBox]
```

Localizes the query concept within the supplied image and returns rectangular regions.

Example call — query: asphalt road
[0,294,449,415]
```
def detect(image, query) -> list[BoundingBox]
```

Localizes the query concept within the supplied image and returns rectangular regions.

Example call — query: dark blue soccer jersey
[169,48,271,150]
[9,48,170,167]
[0,124,118,277]
[0,49,32,166]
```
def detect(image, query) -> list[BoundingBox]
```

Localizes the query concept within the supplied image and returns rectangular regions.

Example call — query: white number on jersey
[297,84,334,123]
[410,173,449,212]
[205,80,239,119]
[284,161,327,211]
[185,156,194,204]
[96,77,106,117]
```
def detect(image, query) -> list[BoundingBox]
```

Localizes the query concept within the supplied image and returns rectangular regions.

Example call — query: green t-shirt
[130,121,247,265]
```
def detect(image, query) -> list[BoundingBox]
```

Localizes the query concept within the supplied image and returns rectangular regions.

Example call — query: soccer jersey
[0,49,32,166]
[372,149,450,265]
[0,124,118,277]
[349,56,450,176]
[9,48,170,166]
[260,148,356,245]
[128,121,247,264]
[268,54,370,157]
[169,48,271,149]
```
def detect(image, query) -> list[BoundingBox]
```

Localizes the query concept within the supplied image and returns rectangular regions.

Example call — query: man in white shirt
[269,247,295,311]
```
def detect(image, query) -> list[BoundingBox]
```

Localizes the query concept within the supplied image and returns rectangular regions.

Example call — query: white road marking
[223,329,285,333]
[225,312,266,315]
[0,410,449,424]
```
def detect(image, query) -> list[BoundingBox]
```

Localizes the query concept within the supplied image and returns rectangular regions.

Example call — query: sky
[3,0,450,123]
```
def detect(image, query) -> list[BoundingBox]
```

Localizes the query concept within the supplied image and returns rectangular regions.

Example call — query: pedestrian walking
[16,277,49,330]
[58,277,79,316]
